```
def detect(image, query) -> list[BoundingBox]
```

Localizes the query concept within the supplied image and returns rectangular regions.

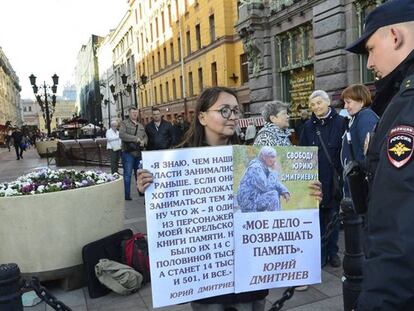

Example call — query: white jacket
[106,128,122,151]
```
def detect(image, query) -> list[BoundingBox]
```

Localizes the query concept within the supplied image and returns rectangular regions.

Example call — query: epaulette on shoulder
[401,74,414,96]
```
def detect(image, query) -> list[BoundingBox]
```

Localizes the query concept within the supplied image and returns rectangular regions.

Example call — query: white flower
[37,185,45,193]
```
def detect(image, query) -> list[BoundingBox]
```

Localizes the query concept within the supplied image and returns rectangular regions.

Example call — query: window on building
[158,50,161,69]
[303,27,314,60]
[240,54,249,84]
[178,37,182,60]
[195,24,201,50]
[211,62,217,86]
[150,23,153,42]
[188,72,194,96]
[161,11,165,33]
[141,33,144,52]
[149,0,152,9]
[152,55,155,73]
[154,86,158,104]
[180,75,183,97]
[186,30,191,55]
[168,5,172,26]
[23,106,27,112]
[173,78,177,99]
[145,90,148,106]
[198,68,203,93]
[139,3,142,18]
[164,47,167,67]
[166,81,170,101]
[175,0,179,19]
[170,42,174,63]
[209,14,216,43]
[160,83,163,103]
[281,37,290,68]
[28,106,32,112]
[155,17,159,39]
[292,32,302,64]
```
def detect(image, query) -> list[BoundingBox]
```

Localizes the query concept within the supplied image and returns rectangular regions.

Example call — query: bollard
[341,198,364,311]
[0,263,23,311]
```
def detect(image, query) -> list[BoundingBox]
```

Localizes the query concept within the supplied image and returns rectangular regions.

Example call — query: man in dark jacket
[300,90,346,268]
[11,128,24,160]
[145,107,175,150]
[346,0,414,310]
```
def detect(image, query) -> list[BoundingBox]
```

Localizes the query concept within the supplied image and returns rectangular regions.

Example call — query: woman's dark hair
[178,86,240,147]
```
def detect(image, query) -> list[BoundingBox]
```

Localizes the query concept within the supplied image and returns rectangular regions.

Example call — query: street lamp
[100,93,112,129]
[29,73,59,137]
[109,84,125,120]
[120,73,148,121]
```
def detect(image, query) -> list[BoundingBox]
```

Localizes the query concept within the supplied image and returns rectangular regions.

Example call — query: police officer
[346,0,414,309]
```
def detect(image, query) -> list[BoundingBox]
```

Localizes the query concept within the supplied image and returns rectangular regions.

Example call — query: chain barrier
[267,212,342,311]
[23,277,72,311]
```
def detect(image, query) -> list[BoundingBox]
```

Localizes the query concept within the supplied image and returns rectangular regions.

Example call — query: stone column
[313,0,348,104]
[236,2,274,114]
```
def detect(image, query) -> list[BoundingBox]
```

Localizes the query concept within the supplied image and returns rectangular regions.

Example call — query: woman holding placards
[138,86,268,311]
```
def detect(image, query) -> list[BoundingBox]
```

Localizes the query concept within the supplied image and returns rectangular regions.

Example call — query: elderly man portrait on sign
[346,0,414,310]
[237,146,290,213]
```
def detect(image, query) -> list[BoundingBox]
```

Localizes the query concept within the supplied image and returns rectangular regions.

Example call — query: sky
[0,0,128,99]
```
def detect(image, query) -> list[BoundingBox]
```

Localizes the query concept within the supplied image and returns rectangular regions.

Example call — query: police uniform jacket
[357,50,414,310]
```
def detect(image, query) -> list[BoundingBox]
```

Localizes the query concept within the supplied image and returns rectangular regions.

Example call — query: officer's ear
[390,27,404,50]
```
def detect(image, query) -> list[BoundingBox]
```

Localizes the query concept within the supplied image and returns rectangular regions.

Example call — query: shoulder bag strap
[316,129,340,176]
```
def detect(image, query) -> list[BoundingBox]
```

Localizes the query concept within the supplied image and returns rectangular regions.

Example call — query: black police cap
[346,0,414,54]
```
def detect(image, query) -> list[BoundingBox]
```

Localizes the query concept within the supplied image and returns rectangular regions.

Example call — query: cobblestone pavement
[0,147,345,311]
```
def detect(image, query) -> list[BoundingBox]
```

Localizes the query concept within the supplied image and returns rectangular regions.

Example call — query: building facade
[236,0,385,119]
[128,0,248,123]
[97,31,118,128]
[0,47,22,128]
[21,99,40,128]
[75,35,104,124]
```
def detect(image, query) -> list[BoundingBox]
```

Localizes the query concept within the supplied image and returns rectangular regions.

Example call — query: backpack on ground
[121,232,151,284]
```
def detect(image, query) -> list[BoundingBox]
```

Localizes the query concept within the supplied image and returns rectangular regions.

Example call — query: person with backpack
[253,101,292,146]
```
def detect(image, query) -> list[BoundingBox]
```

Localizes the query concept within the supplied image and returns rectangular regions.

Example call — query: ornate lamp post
[109,84,125,120]
[120,73,148,121]
[29,74,59,137]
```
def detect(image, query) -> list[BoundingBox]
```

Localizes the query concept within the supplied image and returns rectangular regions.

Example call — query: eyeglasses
[207,107,240,119]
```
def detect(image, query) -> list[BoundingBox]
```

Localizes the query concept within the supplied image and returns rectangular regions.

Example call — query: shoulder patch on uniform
[387,125,414,168]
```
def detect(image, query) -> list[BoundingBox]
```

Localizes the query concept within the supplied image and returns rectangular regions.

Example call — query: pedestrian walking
[346,0,414,309]
[300,90,346,268]
[119,107,147,201]
[145,107,175,150]
[11,128,24,160]
[106,120,122,174]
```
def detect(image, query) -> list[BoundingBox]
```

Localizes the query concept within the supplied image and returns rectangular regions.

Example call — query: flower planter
[35,140,58,157]
[0,178,124,280]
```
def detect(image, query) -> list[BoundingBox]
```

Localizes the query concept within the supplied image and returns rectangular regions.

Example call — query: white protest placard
[234,210,320,292]
[143,146,235,308]
[232,145,320,292]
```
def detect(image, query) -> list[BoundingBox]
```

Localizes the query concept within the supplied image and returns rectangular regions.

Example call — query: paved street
[0,147,345,311]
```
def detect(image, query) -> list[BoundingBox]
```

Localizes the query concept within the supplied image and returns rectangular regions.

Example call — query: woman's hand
[137,169,153,193]
[309,180,322,202]
[282,192,291,202]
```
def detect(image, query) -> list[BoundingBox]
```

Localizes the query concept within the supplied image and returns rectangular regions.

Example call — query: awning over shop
[238,117,265,128]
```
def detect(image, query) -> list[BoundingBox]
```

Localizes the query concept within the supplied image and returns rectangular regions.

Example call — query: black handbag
[125,141,141,152]
[316,129,344,204]
[125,125,141,153]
